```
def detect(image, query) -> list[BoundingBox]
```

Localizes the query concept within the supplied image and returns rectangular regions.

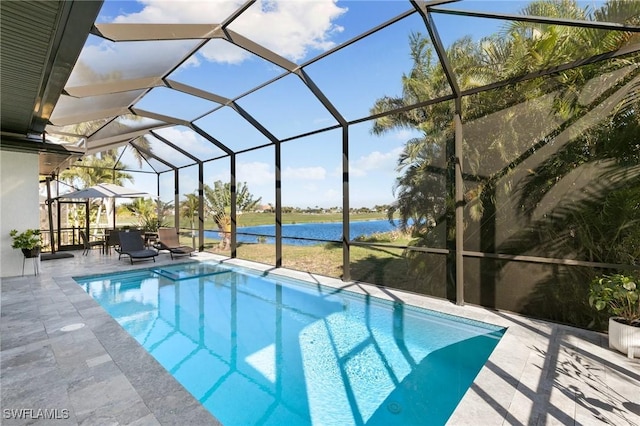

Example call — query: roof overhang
[0,133,84,176]
[0,1,103,137]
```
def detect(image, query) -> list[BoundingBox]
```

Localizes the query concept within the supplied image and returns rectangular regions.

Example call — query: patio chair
[105,229,121,256]
[79,230,105,255]
[157,227,195,259]
[118,230,158,264]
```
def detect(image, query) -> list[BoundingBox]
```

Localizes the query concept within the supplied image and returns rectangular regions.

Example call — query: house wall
[1,150,40,278]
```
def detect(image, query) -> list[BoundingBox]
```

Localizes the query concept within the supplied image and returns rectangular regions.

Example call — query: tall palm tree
[180,193,200,247]
[373,0,639,232]
[154,199,174,226]
[59,153,134,229]
[123,197,157,230]
[203,181,262,216]
[369,0,640,311]
[203,181,261,249]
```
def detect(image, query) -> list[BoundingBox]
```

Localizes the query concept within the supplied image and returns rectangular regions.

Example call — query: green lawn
[202,231,413,279]
[123,211,416,289]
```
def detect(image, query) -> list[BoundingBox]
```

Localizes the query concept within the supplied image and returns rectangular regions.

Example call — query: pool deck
[1,250,639,425]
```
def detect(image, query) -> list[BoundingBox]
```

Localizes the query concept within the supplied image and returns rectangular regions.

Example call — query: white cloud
[235,0,346,61]
[154,127,225,158]
[237,161,275,186]
[282,166,326,180]
[114,0,241,24]
[198,40,250,65]
[349,147,403,177]
[112,0,347,63]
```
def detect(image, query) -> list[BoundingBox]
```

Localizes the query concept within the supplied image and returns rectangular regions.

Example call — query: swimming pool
[75,262,505,426]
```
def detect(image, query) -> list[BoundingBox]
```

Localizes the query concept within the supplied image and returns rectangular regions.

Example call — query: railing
[38,230,52,252]
[177,228,198,249]
[40,226,137,252]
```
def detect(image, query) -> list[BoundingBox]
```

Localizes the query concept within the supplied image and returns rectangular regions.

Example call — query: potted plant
[9,229,42,258]
[140,217,167,233]
[589,272,640,358]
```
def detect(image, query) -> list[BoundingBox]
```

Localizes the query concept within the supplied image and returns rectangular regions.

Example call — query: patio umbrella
[57,183,156,229]
[58,183,155,200]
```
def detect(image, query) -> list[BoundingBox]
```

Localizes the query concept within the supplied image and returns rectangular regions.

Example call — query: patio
[1,251,638,425]
[1,2,639,423]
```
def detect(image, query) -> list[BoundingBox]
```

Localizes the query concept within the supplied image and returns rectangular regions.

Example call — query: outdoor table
[144,232,158,248]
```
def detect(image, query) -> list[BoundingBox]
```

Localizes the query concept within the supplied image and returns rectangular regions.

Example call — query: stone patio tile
[66,327,98,344]
[1,319,45,336]
[50,336,106,364]
[80,313,113,330]
[113,399,155,425]
[1,367,63,400]
[1,380,72,419]
[61,359,122,395]
[126,413,161,426]
[85,353,112,368]
[0,297,38,310]
[446,377,512,425]
[2,413,76,426]
[144,395,218,426]
[1,343,56,370]
[471,360,522,401]
[574,393,631,426]
[543,385,578,424]
[0,329,50,352]
[68,373,141,418]
[88,360,124,383]
[69,298,99,311]
[75,397,152,426]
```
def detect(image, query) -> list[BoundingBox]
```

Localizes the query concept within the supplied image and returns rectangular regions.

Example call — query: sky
[63,0,606,209]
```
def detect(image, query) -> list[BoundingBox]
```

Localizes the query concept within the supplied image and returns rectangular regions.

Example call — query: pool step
[152,268,232,281]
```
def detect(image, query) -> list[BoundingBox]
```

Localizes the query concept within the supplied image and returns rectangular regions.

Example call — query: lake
[204,219,400,246]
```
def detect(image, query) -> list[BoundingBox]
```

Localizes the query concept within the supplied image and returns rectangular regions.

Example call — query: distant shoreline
[236,217,394,228]
[205,218,401,246]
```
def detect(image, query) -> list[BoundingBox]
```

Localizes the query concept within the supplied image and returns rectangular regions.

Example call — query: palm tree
[369,0,640,307]
[204,181,262,215]
[203,181,261,249]
[154,199,174,226]
[59,153,134,229]
[123,197,158,230]
[373,0,639,229]
[180,193,200,247]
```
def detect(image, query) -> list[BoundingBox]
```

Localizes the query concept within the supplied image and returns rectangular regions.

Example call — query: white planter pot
[608,317,640,359]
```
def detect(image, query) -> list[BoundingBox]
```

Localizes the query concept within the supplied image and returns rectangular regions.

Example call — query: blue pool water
[75,262,505,426]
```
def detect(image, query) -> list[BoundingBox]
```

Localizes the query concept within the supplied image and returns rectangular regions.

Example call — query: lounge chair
[157,228,195,259]
[79,230,105,255]
[118,230,158,264]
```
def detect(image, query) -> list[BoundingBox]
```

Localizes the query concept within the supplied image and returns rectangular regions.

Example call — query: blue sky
[76,0,602,208]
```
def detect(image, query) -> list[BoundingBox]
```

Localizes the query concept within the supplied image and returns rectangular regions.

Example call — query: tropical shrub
[9,229,42,250]
[589,273,640,326]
